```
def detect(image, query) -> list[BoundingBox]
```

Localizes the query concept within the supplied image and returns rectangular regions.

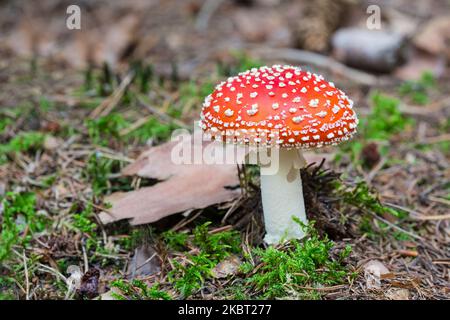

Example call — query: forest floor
[0,0,449,300]
[1,53,448,300]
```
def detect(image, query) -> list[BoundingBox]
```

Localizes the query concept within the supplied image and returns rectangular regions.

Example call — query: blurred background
[1,0,449,79]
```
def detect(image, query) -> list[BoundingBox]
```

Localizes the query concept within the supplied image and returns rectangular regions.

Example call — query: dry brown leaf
[127,245,161,278]
[6,18,59,58]
[122,140,188,180]
[93,14,141,67]
[394,48,446,81]
[63,14,141,69]
[99,136,240,225]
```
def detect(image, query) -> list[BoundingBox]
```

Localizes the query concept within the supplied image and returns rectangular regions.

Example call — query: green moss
[162,230,188,251]
[0,276,16,300]
[125,118,176,144]
[243,220,352,299]
[398,71,436,105]
[38,96,55,112]
[83,152,127,196]
[132,61,154,93]
[0,131,46,164]
[109,221,356,299]
[72,204,97,235]
[166,223,242,297]
[170,80,216,119]
[192,222,241,260]
[392,230,413,241]
[366,93,413,140]
[336,180,414,240]
[86,114,129,146]
[169,252,216,297]
[110,279,171,300]
[39,174,57,189]
[0,118,12,135]
[359,214,409,241]
[341,181,407,219]
[179,80,215,103]
[85,112,176,147]
[358,215,376,238]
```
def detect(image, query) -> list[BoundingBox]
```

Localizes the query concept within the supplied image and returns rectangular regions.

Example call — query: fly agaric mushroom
[199,65,358,244]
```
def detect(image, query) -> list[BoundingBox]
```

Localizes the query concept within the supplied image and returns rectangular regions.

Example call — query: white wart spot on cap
[292,116,303,123]
[309,99,319,107]
[224,109,234,117]
[316,111,327,118]
[332,105,340,114]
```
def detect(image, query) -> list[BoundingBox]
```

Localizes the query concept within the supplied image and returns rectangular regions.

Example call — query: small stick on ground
[22,251,30,300]
[82,244,89,273]
[137,95,189,129]
[89,71,135,119]
[252,47,379,86]
[367,210,425,241]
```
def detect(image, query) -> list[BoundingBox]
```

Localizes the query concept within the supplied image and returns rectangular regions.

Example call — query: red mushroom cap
[200,65,358,148]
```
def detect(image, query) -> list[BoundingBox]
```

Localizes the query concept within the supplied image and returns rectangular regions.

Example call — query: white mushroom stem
[260,148,307,244]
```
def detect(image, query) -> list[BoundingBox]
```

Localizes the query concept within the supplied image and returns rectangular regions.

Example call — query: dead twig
[366,210,425,241]
[252,47,379,86]
[135,252,158,271]
[22,251,30,300]
[295,284,347,292]
[413,213,450,221]
[427,196,450,207]
[137,94,189,129]
[82,244,89,273]
[384,202,450,220]
[119,115,153,137]
[420,134,450,144]
[397,249,419,257]
[398,102,448,116]
[171,210,203,232]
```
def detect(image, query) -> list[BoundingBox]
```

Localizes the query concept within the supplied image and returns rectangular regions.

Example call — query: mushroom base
[260,148,307,244]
